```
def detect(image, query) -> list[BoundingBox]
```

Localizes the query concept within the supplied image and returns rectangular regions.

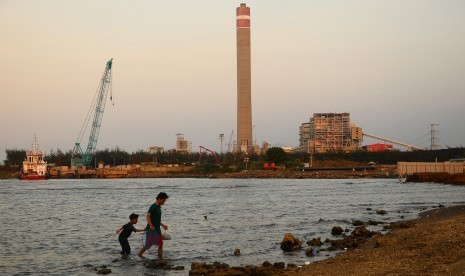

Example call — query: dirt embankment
[128,164,397,179]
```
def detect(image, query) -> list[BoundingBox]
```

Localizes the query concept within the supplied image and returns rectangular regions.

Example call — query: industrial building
[236,3,253,153]
[300,113,362,153]
[299,123,311,152]
[175,134,192,153]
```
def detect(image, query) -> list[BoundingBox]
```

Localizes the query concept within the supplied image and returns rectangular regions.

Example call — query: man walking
[137,192,169,259]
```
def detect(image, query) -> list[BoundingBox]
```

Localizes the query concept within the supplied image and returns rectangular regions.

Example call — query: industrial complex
[173,4,427,156]
[13,3,461,182]
[298,112,428,154]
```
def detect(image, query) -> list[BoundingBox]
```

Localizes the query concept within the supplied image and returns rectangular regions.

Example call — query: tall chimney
[236,3,252,153]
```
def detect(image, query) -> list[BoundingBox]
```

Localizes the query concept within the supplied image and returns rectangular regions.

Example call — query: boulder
[280,233,302,252]
[330,237,358,250]
[96,268,112,275]
[306,237,323,246]
[351,226,372,238]
[145,259,171,270]
[331,226,344,235]
[262,261,273,267]
[191,262,206,270]
[368,220,383,226]
[305,247,315,256]
[212,262,230,269]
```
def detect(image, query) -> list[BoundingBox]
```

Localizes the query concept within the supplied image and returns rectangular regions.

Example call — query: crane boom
[199,146,221,165]
[72,59,113,167]
[227,130,235,152]
[363,132,424,151]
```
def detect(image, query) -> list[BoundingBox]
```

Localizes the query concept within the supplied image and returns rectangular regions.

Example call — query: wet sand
[189,205,465,275]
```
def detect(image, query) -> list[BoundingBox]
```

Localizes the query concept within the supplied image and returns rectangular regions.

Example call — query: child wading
[116,213,145,255]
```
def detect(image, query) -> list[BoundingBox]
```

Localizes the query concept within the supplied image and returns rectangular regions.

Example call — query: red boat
[20,174,47,181]
[20,135,49,180]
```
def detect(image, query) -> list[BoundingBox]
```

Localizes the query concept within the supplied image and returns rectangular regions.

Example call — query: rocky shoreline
[187,205,465,275]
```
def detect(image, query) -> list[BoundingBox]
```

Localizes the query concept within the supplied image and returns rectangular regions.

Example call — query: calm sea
[1,178,464,275]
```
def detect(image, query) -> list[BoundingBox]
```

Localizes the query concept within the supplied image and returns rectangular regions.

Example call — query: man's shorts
[145,230,163,250]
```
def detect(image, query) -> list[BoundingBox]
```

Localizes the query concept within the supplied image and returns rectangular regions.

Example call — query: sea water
[1,178,464,275]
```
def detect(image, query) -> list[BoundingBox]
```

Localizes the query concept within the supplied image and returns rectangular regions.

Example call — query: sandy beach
[189,205,465,275]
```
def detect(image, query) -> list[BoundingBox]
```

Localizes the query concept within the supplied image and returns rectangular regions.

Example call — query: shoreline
[297,204,465,275]
[188,204,465,275]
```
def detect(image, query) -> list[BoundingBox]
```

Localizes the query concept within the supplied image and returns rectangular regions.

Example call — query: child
[116,213,145,255]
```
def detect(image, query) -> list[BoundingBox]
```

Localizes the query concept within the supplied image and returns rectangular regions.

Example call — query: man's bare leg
[137,246,146,257]
[158,245,163,259]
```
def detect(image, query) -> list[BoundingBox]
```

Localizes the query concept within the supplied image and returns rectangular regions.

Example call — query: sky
[1,0,465,163]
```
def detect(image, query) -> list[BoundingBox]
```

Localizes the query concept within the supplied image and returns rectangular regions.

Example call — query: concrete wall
[397,162,465,176]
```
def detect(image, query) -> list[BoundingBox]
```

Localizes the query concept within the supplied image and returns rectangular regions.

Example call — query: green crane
[71,59,114,167]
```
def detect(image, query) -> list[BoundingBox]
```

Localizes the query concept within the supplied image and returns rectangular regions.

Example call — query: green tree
[264,147,288,165]
[46,149,72,166]
[4,149,26,165]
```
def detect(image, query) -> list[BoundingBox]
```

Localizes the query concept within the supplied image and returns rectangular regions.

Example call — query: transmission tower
[430,124,440,150]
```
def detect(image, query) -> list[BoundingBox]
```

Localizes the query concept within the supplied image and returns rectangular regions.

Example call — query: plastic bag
[162,229,172,240]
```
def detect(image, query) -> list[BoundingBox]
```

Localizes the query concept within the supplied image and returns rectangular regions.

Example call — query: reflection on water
[1,178,464,275]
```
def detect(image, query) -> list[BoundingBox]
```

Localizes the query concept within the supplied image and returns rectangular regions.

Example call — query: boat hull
[20,174,47,180]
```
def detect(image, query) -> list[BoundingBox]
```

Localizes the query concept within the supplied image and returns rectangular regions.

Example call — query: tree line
[3,146,465,169]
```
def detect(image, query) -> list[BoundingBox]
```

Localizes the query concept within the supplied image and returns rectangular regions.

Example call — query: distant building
[299,122,311,152]
[300,113,362,153]
[364,143,393,152]
[175,134,192,153]
[260,141,270,156]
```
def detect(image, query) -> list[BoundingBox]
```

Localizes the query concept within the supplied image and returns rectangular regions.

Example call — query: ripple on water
[1,178,464,275]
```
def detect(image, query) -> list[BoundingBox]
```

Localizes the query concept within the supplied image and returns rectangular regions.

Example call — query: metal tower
[430,124,440,150]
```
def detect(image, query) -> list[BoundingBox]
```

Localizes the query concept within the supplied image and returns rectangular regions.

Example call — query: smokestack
[236,3,252,153]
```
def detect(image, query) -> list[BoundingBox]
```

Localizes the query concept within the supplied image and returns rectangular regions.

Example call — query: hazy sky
[1,0,464,163]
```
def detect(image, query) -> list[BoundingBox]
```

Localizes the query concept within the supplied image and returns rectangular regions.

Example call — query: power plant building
[299,123,311,152]
[236,3,253,153]
[175,134,192,153]
[300,113,362,153]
